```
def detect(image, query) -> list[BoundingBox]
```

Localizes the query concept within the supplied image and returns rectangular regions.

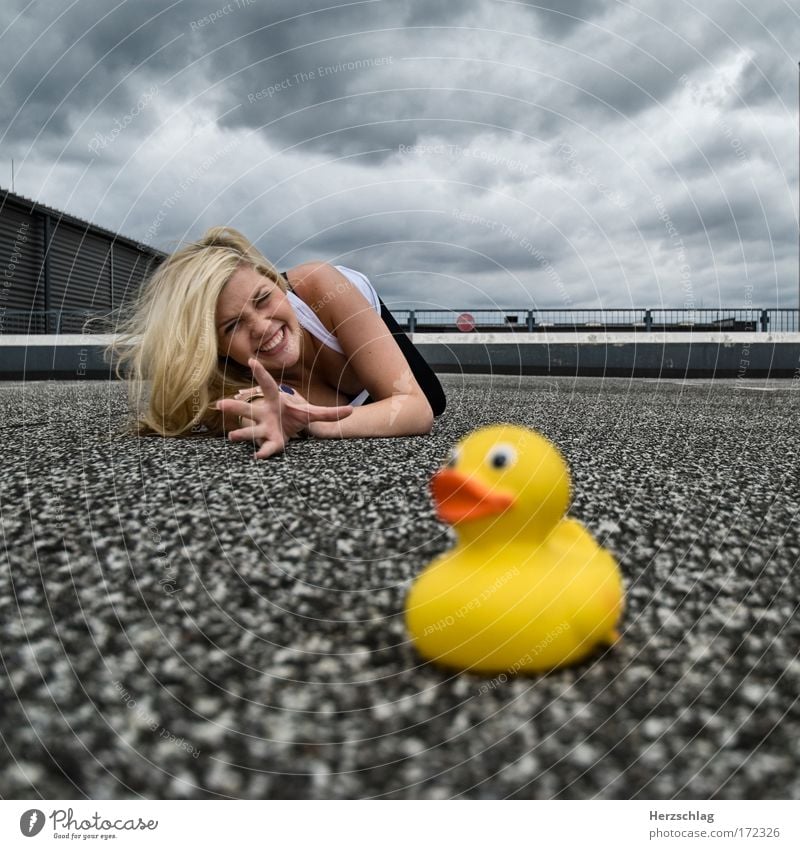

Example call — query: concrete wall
[411,331,800,378]
[2,332,800,380]
[0,335,116,380]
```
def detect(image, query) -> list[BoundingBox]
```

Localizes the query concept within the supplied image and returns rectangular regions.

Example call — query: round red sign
[456,312,476,332]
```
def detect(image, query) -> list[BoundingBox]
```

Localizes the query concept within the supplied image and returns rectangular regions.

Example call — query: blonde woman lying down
[113,227,446,458]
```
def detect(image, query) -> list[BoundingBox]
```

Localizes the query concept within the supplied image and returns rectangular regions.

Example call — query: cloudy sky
[1,0,797,310]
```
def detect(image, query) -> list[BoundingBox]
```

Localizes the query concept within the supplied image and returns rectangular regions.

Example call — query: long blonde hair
[111,226,286,436]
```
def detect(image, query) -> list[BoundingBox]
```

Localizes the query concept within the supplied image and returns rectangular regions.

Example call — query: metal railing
[1,307,798,335]
[765,309,800,332]
[393,308,799,334]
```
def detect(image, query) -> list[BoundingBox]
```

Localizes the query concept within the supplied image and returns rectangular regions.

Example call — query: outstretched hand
[216,358,353,459]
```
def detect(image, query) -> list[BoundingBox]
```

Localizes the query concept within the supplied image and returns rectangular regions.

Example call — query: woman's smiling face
[215,265,303,370]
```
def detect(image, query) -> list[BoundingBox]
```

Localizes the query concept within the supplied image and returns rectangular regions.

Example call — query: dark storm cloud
[562,21,711,121]
[559,2,795,128]
[0,0,190,148]
[0,0,796,307]
[401,0,485,27]
[199,0,561,157]
[734,49,796,108]
[521,0,601,37]
[2,0,792,154]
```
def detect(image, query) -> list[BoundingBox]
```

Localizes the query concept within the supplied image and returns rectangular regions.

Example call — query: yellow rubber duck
[405,424,624,674]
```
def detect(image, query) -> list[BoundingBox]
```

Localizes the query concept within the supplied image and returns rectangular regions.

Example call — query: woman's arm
[308,389,432,438]
[298,263,435,438]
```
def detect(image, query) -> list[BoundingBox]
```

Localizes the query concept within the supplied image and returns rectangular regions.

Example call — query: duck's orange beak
[430,469,515,525]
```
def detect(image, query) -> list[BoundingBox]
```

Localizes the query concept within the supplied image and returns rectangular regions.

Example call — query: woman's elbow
[406,397,434,435]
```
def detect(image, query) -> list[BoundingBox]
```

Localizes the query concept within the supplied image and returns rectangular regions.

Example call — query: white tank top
[285,265,381,407]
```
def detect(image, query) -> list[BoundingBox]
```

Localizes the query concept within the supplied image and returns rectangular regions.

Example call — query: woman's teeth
[260,326,285,353]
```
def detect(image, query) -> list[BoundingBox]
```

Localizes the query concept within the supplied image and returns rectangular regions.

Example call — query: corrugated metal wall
[0,192,163,332]
[0,204,43,310]
[112,243,158,307]
[49,225,113,310]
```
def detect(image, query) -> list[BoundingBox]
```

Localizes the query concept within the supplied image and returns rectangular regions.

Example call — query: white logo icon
[19,809,45,837]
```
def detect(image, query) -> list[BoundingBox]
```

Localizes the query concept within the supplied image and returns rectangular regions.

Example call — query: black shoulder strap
[280,270,293,292]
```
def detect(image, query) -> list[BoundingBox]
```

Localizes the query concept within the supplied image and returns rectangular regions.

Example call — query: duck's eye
[446,447,460,468]
[487,444,516,470]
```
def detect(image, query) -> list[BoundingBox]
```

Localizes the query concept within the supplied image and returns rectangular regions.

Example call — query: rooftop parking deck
[1,374,798,799]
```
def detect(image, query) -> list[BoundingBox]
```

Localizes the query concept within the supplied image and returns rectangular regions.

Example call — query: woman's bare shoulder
[283,261,336,300]
[283,262,355,323]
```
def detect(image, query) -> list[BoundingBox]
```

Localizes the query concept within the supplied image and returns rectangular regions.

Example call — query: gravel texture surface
[1,374,798,799]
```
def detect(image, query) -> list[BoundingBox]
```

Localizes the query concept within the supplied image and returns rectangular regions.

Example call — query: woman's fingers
[226,425,261,443]
[302,403,354,422]
[218,362,355,458]
[249,358,281,398]
[254,437,286,460]
[227,425,286,459]
[216,398,270,420]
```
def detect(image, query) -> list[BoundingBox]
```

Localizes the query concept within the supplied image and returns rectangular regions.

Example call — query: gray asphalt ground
[1,374,798,800]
